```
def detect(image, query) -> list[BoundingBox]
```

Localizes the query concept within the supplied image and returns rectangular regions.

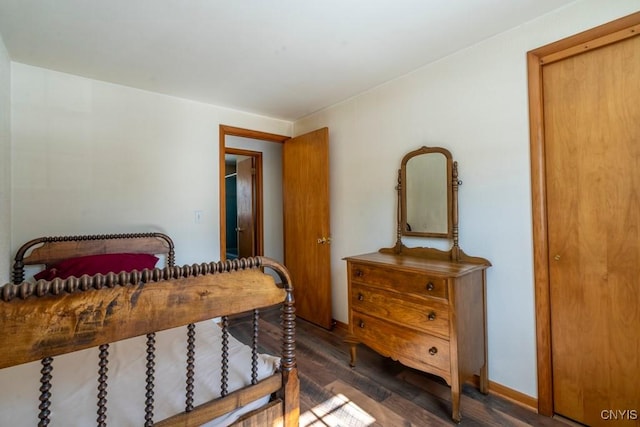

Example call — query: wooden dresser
[344,250,490,422]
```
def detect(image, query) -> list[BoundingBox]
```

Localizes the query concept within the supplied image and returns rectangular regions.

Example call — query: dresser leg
[451,384,462,423]
[349,343,357,367]
[479,362,489,395]
[343,336,359,367]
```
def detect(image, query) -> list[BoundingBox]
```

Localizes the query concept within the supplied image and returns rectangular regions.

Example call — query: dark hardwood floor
[229,307,571,427]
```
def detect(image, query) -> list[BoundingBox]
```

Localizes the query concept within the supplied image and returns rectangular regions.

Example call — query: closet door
[543,32,640,426]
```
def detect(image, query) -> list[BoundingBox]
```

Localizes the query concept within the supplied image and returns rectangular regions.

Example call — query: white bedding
[0,319,279,427]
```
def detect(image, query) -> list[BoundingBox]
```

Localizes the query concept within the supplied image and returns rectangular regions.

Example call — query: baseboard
[332,319,349,332]
[469,375,538,412]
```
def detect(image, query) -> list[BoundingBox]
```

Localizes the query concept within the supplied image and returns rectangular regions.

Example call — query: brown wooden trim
[220,125,290,143]
[527,46,554,417]
[469,376,537,412]
[541,23,640,65]
[219,126,228,260]
[332,318,348,333]
[530,11,640,59]
[527,11,640,418]
[219,125,289,261]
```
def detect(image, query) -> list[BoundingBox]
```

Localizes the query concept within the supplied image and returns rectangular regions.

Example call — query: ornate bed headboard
[12,232,175,284]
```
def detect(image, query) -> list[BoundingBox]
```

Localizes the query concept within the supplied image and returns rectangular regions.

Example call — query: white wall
[0,34,10,283]
[294,0,640,398]
[11,63,292,267]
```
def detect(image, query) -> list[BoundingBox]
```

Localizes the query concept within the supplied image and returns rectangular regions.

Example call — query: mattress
[0,319,279,426]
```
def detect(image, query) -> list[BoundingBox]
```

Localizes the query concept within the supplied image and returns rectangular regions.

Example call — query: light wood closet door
[544,35,640,426]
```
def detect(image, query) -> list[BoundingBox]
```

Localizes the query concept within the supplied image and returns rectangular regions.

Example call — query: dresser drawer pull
[426,282,435,291]
[428,347,438,356]
[357,293,364,301]
[359,320,365,328]
[427,311,436,321]
[354,269,364,277]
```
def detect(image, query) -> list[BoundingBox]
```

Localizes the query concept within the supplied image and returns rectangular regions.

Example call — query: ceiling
[0,0,575,121]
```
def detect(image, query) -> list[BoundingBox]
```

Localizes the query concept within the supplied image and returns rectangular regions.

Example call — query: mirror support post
[394,168,403,254]
[451,161,460,261]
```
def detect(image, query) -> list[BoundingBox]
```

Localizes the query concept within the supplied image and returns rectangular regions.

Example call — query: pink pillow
[34,253,159,281]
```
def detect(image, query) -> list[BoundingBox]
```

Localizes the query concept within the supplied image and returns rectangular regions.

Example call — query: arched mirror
[401,147,453,237]
[390,146,462,260]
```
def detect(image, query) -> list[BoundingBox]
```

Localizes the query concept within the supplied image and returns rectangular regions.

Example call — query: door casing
[219,125,333,330]
[219,125,289,260]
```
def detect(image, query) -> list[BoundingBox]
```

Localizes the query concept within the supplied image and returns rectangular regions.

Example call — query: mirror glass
[400,147,453,238]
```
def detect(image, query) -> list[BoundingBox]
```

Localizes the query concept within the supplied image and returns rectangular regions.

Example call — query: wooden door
[236,157,255,258]
[535,22,640,427]
[283,128,332,329]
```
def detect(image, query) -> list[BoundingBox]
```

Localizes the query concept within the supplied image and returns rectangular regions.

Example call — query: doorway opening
[219,125,333,330]
[219,125,288,262]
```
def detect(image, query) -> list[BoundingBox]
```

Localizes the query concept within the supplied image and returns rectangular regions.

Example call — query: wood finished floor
[229,307,572,427]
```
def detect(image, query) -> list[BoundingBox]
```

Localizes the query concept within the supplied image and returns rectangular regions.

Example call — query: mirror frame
[399,146,455,238]
[385,146,488,265]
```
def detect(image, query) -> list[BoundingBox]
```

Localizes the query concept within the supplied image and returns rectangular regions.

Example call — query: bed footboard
[0,256,299,427]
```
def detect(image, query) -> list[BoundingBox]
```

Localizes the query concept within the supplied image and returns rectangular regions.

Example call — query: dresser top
[344,251,489,277]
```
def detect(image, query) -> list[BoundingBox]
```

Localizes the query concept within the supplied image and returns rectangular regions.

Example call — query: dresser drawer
[351,311,450,374]
[349,262,447,299]
[351,283,450,338]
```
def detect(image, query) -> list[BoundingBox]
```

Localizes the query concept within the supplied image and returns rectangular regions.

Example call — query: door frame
[527,12,640,417]
[219,125,289,261]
